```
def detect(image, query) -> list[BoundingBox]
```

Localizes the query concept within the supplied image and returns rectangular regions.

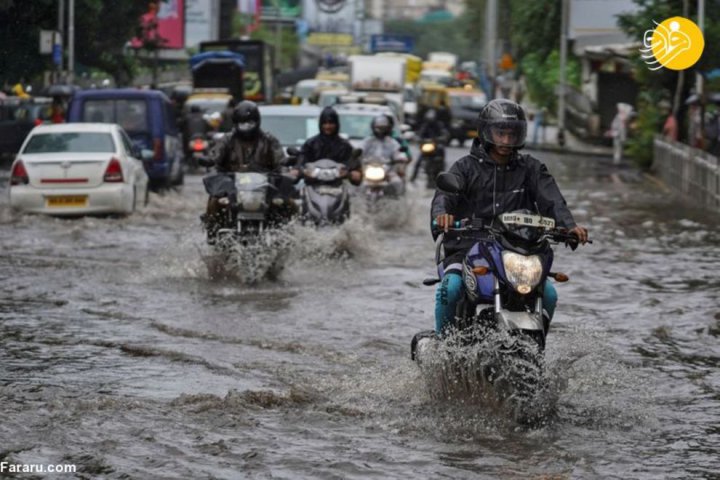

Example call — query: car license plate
[46,195,88,208]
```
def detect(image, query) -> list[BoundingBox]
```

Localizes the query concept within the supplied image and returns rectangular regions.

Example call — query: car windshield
[294,83,317,99]
[262,114,319,146]
[23,132,116,153]
[83,99,148,133]
[338,112,398,140]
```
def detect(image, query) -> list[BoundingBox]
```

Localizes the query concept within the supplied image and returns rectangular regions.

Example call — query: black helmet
[477,99,527,149]
[232,100,261,140]
[371,115,391,138]
[318,106,340,134]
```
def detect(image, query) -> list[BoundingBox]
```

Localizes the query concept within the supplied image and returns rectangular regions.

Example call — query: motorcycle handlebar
[431,219,592,245]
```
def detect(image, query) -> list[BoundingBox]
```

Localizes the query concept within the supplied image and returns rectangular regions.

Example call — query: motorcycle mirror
[197,157,215,168]
[286,146,301,157]
[436,172,463,194]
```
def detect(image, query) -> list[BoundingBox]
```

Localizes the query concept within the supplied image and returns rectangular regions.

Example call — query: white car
[9,123,149,215]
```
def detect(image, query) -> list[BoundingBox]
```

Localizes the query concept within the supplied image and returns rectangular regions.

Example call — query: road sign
[369,34,414,54]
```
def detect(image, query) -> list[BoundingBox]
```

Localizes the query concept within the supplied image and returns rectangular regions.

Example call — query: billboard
[261,0,302,18]
[130,0,185,50]
[370,34,414,54]
[185,0,219,48]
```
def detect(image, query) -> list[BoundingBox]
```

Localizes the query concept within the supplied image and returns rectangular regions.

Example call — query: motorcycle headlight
[421,143,436,153]
[364,165,386,181]
[502,252,543,294]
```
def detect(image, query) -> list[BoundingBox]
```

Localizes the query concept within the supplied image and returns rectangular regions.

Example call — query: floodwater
[1,147,718,479]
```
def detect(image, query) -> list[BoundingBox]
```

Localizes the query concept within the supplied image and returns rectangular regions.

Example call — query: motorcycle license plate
[500,213,555,228]
[46,195,88,208]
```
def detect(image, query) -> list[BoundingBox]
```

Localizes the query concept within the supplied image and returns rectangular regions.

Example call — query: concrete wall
[653,136,720,211]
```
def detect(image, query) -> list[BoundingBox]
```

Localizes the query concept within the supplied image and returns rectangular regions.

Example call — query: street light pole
[68,0,75,84]
[558,0,568,147]
[57,0,64,82]
[486,0,497,98]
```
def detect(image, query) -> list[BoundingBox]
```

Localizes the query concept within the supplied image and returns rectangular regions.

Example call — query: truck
[349,55,407,124]
[349,55,406,94]
[189,51,245,101]
[199,40,275,103]
[427,51,458,71]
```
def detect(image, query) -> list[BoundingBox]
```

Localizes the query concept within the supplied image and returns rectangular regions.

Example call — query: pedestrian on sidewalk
[609,103,631,164]
[532,107,547,146]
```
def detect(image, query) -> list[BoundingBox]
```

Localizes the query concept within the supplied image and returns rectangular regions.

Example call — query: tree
[0,0,150,87]
[617,0,720,167]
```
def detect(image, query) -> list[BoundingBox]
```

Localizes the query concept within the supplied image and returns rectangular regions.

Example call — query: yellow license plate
[46,195,88,208]
[468,130,478,138]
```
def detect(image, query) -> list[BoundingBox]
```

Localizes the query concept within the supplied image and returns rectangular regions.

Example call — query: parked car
[9,123,149,216]
[67,89,183,188]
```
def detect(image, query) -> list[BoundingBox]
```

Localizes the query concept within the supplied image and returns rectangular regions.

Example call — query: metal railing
[653,135,720,211]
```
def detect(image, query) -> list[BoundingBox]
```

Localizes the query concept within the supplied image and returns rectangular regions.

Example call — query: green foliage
[521,50,581,113]
[384,16,474,62]
[0,0,149,86]
[508,0,561,60]
[626,90,665,169]
[232,12,299,71]
[617,0,720,164]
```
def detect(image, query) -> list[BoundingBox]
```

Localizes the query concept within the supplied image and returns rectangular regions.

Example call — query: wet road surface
[1,147,719,479]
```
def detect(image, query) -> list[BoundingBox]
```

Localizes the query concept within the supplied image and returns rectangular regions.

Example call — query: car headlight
[364,165,386,181]
[421,143,436,153]
[502,251,543,294]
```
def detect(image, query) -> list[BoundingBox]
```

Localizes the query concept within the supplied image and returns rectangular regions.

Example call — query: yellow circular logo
[649,17,704,70]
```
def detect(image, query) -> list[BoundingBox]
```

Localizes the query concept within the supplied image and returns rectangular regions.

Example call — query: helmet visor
[482,120,526,148]
[236,121,258,133]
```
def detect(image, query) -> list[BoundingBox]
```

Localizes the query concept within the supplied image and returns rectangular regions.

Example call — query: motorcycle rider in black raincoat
[410,108,449,183]
[431,99,589,334]
[297,106,363,185]
[203,100,294,243]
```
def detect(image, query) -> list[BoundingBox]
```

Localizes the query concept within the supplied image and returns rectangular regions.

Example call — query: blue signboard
[370,34,414,54]
[52,44,62,66]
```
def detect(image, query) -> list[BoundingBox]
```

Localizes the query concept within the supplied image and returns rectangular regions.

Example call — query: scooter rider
[297,106,362,185]
[204,100,293,242]
[411,108,449,183]
[362,115,409,195]
[431,99,589,334]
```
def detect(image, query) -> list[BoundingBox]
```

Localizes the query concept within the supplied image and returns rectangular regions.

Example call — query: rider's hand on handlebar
[569,225,589,245]
[350,170,363,184]
[435,213,455,233]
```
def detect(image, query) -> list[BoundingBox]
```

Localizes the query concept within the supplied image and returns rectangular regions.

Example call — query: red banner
[131,1,185,50]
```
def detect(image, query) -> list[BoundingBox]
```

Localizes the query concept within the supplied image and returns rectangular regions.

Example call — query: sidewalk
[526,122,614,157]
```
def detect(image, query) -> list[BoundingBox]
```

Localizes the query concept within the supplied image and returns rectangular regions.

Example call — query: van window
[82,99,148,133]
[117,100,148,133]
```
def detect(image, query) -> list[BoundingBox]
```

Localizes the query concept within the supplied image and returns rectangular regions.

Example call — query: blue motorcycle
[412,174,588,418]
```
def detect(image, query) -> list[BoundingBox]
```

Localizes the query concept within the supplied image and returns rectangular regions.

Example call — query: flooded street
[1,147,719,479]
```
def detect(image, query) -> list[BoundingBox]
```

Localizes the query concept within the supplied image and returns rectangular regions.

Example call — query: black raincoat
[431,138,577,253]
[298,107,359,172]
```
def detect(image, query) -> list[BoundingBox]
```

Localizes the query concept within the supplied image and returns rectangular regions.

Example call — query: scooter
[301,158,350,226]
